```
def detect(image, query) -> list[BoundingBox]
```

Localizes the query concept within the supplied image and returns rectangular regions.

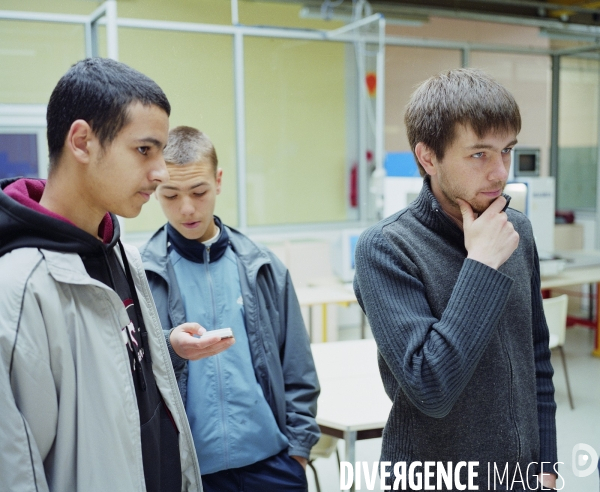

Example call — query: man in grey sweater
[354,69,557,491]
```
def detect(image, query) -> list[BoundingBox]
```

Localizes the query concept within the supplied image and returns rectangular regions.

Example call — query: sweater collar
[167,216,229,264]
[411,177,512,246]
[410,177,465,245]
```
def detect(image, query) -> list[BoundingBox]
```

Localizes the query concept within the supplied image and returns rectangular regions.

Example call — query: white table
[297,285,364,342]
[311,339,391,491]
[540,255,600,357]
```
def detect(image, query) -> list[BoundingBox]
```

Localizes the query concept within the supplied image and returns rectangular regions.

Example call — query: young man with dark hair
[354,69,558,490]
[0,58,223,491]
[140,126,320,492]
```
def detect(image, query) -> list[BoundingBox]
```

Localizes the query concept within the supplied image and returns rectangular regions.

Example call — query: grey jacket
[0,245,202,492]
[354,179,557,490]
[140,224,320,459]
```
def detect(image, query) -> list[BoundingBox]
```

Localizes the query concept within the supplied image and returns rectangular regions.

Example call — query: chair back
[542,294,568,347]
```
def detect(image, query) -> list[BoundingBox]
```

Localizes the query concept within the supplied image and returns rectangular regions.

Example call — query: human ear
[66,120,93,164]
[415,142,438,176]
[215,168,223,195]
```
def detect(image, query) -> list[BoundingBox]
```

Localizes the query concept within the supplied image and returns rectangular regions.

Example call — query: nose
[150,156,169,184]
[180,196,195,216]
[489,152,509,182]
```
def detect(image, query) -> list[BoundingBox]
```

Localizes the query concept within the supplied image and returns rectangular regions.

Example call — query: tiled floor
[308,326,600,491]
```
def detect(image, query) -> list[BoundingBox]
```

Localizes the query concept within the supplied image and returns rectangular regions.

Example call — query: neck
[197,217,218,244]
[40,167,105,239]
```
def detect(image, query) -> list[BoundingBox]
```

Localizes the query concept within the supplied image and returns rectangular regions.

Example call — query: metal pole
[0,10,88,23]
[88,2,108,24]
[344,430,358,492]
[84,22,93,58]
[231,0,239,25]
[595,60,600,249]
[93,16,553,55]
[553,44,600,56]
[375,16,386,174]
[462,47,470,68]
[104,0,119,60]
[87,0,107,58]
[326,13,382,38]
[550,55,560,180]
[371,16,386,219]
[356,39,369,223]
[232,0,247,230]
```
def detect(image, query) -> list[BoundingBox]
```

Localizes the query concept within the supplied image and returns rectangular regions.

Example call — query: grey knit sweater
[354,178,557,490]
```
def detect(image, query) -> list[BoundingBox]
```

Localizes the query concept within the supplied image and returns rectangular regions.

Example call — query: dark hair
[163,126,218,175]
[405,68,521,177]
[46,57,171,172]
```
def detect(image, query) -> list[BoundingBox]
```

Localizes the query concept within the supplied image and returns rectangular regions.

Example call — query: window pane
[120,30,237,233]
[0,133,38,179]
[557,57,599,211]
[0,20,85,103]
[118,0,231,24]
[470,52,552,175]
[385,47,461,153]
[245,37,347,226]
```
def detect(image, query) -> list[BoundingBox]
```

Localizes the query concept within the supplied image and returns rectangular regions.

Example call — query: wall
[3,4,592,227]
[0,0,348,234]
[384,17,552,177]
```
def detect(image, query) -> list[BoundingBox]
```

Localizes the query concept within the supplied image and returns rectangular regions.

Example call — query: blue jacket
[140,224,321,459]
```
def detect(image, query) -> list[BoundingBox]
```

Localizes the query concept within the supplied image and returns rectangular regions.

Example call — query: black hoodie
[0,177,181,492]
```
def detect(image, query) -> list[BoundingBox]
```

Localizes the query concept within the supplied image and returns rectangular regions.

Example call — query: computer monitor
[333,229,364,283]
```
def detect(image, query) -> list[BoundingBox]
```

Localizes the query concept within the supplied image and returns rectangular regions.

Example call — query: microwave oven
[512,147,540,177]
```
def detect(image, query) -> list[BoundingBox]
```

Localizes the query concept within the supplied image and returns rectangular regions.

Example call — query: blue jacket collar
[167,216,229,264]
[141,219,271,283]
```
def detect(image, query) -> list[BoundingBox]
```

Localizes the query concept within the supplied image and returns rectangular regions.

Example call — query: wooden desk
[311,339,391,492]
[297,285,362,342]
[540,263,600,357]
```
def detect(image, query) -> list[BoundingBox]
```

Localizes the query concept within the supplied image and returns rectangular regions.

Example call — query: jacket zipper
[205,246,230,468]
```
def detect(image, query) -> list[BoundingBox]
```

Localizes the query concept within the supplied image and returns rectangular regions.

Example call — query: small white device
[200,328,234,340]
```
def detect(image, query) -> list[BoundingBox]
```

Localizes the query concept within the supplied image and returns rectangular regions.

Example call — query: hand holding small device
[457,195,520,271]
[170,322,235,360]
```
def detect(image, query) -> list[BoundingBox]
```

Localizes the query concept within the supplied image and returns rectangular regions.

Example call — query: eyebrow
[160,182,208,192]
[466,139,518,150]
[135,137,164,148]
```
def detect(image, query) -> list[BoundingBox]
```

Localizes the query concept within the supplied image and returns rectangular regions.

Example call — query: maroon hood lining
[4,178,114,244]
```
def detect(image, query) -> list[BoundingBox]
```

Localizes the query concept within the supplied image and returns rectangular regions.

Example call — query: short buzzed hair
[405,68,521,177]
[163,126,218,174]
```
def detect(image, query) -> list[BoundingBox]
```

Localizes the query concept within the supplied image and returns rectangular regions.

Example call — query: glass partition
[244,37,348,226]
[0,20,85,103]
[471,52,552,175]
[385,46,461,153]
[120,29,237,233]
[556,57,599,211]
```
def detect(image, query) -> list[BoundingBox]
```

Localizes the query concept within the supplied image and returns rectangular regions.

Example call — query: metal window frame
[2,1,600,239]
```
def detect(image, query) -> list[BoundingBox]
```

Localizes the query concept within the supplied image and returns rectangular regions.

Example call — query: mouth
[480,189,502,198]
[182,221,201,229]
[138,191,152,201]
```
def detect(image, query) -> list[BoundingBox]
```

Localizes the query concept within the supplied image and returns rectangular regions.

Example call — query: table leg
[594,282,600,357]
[344,430,357,492]
[322,304,328,343]
[360,311,366,339]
